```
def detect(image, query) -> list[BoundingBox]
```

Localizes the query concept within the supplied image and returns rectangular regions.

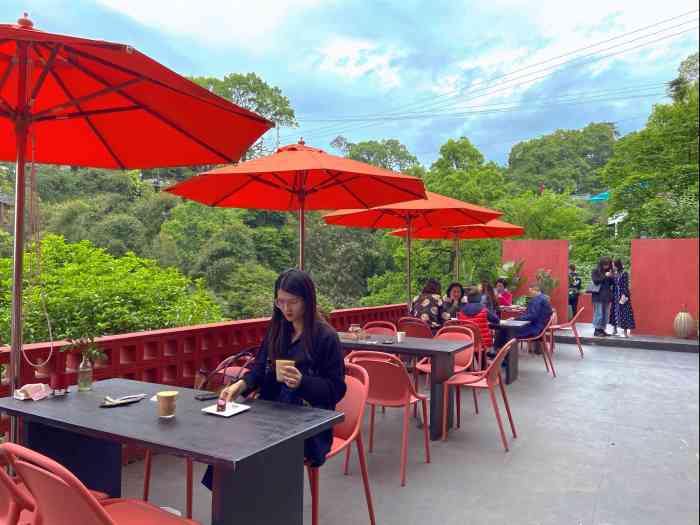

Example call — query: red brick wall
[631,238,699,337]
[502,240,569,322]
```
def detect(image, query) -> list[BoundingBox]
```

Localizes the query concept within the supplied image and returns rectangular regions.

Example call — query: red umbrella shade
[388,219,524,239]
[0,16,273,168]
[164,140,427,211]
[323,191,501,229]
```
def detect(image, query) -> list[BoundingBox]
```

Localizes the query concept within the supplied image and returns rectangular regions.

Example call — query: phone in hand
[194,392,219,401]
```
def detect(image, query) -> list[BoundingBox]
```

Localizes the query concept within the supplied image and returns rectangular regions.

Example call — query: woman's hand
[280,365,302,390]
[219,379,246,402]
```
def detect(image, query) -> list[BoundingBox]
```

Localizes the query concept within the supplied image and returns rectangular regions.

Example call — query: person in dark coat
[591,256,615,337]
[610,259,635,337]
[494,283,553,351]
[568,264,582,319]
[203,269,346,490]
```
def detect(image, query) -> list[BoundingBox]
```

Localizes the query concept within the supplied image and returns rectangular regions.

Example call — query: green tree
[668,51,699,102]
[341,138,419,172]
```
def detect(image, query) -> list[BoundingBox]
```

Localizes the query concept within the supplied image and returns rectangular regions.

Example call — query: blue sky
[3,1,698,166]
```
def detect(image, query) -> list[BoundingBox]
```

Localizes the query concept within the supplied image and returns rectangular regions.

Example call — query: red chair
[2,443,199,525]
[441,338,518,451]
[307,363,376,525]
[415,326,476,390]
[0,449,34,525]
[548,307,585,358]
[144,349,256,519]
[397,317,432,338]
[443,319,486,369]
[346,351,430,487]
[519,314,557,377]
[362,321,397,336]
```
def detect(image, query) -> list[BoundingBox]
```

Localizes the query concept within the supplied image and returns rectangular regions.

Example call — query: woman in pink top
[495,278,513,306]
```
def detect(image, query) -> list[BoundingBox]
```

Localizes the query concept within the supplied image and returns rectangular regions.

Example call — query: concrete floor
[122,344,700,525]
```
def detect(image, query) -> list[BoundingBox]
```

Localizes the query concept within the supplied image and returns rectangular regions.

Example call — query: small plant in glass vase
[61,334,106,393]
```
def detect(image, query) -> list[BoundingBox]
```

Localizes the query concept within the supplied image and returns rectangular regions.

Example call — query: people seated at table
[495,278,513,306]
[206,269,346,489]
[458,286,499,347]
[480,281,500,318]
[494,283,553,351]
[411,278,450,327]
[443,282,466,318]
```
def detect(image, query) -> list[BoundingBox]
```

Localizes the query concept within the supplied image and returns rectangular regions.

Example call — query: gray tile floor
[122,344,700,525]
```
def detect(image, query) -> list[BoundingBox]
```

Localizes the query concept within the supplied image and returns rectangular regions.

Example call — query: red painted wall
[631,238,699,337]
[502,240,569,322]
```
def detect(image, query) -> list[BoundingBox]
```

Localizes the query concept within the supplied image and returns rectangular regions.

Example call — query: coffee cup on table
[396,331,406,343]
[275,359,296,383]
[156,391,179,418]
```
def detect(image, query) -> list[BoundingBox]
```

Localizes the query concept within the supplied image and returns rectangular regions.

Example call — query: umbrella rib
[33,105,141,122]
[40,54,126,169]
[210,178,256,206]
[209,173,290,206]
[270,172,293,191]
[55,47,235,164]
[367,175,425,200]
[0,59,14,96]
[62,44,271,125]
[28,43,60,104]
[31,78,142,120]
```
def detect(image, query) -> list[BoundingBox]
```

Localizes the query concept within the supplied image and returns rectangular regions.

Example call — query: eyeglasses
[275,297,302,309]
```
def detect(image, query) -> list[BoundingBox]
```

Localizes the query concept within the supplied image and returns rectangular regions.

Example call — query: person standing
[568,264,582,320]
[610,259,635,337]
[590,256,615,337]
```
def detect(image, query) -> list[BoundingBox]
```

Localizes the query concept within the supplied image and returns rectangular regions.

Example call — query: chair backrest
[483,339,518,383]
[346,351,416,405]
[397,317,433,338]
[0,448,34,525]
[531,313,555,340]
[2,443,115,525]
[570,306,585,324]
[435,326,475,368]
[333,363,370,442]
[445,319,484,352]
[363,321,397,336]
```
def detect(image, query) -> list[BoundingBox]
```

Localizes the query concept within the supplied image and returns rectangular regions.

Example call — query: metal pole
[405,223,411,311]
[298,194,305,270]
[10,41,29,443]
[454,238,461,282]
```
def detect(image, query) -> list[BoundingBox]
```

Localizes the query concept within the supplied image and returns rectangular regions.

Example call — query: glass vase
[77,355,93,392]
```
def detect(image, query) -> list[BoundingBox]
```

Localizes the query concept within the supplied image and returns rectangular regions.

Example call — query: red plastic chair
[0,449,34,525]
[441,338,518,451]
[444,319,486,369]
[346,351,430,487]
[519,314,557,377]
[144,349,256,519]
[307,363,376,525]
[362,321,397,336]
[548,307,585,358]
[2,443,199,525]
[397,317,433,338]
[415,326,475,390]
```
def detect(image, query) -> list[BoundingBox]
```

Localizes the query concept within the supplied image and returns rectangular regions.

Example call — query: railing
[0,303,407,399]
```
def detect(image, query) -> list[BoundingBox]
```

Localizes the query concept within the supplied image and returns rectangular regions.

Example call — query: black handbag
[585,282,601,294]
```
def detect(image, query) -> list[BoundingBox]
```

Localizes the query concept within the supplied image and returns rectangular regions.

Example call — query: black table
[341,335,472,440]
[491,319,530,384]
[0,378,343,525]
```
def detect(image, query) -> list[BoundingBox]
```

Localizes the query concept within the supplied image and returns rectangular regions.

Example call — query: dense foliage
[0,53,697,342]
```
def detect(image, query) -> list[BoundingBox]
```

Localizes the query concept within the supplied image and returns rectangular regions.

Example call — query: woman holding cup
[202,270,346,488]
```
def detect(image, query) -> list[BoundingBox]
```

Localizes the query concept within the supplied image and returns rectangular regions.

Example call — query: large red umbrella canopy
[389,219,524,281]
[0,14,272,426]
[164,139,427,268]
[0,16,272,167]
[323,192,502,307]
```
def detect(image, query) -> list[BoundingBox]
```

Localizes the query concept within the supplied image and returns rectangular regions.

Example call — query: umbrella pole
[298,195,305,271]
[454,238,460,282]
[406,216,413,312]
[10,42,29,443]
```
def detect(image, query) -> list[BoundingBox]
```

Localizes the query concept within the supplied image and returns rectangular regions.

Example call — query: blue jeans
[592,301,609,330]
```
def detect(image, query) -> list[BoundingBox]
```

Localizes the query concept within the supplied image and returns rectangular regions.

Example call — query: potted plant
[535,268,560,299]
[499,260,524,293]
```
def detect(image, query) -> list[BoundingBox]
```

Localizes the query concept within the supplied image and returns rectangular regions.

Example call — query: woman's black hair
[422,278,441,295]
[481,280,498,310]
[495,277,508,287]
[267,269,324,363]
[597,256,613,272]
[613,259,624,272]
[446,282,464,299]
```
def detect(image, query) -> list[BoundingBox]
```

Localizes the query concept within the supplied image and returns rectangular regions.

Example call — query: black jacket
[591,268,614,304]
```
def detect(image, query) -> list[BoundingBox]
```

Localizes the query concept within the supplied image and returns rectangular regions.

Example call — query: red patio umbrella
[323,192,502,307]
[388,218,525,280]
[0,14,273,428]
[164,139,427,269]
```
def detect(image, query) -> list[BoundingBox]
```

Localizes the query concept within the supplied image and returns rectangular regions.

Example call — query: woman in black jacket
[203,269,346,489]
[591,256,615,336]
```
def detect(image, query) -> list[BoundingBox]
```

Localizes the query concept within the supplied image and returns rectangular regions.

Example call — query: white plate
[201,402,250,418]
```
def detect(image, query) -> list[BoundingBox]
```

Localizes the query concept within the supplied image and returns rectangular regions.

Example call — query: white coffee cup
[396,331,406,343]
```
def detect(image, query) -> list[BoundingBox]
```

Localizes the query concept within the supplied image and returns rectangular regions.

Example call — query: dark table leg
[23,421,122,497]
[212,437,305,525]
[429,353,455,441]
[504,328,519,384]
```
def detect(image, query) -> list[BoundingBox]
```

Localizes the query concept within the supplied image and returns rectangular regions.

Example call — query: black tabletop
[0,378,343,469]
[340,334,471,357]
